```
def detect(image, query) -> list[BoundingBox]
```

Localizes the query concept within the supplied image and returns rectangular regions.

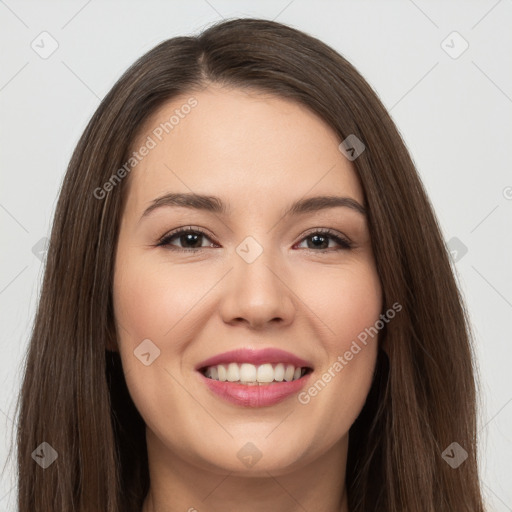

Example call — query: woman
[15,17,486,512]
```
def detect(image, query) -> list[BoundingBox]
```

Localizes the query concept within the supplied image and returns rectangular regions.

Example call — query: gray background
[1,1,511,510]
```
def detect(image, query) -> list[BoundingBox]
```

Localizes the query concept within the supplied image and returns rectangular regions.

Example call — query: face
[112,85,382,476]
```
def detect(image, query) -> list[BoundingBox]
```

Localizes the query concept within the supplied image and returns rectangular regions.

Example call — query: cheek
[294,262,382,417]
[111,252,224,413]
[332,265,382,372]
[111,254,197,430]
[112,254,209,347]
[337,273,382,342]
[301,262,382,345]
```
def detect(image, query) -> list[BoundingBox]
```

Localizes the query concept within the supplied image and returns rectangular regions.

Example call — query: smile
[200,362,312,384]
[195,347,314,407]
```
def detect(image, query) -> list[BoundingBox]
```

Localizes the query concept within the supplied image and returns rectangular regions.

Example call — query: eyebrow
[139,192,366,222]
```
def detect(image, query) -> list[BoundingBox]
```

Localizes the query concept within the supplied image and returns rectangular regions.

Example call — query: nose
[218,245,296,330]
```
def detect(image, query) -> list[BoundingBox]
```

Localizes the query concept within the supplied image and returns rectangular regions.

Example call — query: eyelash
[156,226,353,253]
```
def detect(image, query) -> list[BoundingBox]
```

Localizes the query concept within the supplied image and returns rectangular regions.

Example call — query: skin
[112,84,382,512]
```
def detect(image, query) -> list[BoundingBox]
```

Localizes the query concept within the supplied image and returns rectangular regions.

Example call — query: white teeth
[226,362,240,382]
[274,363,285,381]
[218,364,227,381]
[256,363,274,383]
[284,364,295,382]
[202,362,308,384]
[240,363,257,382]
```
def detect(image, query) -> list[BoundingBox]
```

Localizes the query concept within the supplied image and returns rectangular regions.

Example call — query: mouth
[194,347,314,407]
[198,362,313,385]
[196,362,314,408]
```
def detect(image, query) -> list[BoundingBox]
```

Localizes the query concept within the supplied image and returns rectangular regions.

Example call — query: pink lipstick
[195,347,313,408]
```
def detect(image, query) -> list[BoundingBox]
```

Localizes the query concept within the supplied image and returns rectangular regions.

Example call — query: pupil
[183,233,200,248]
[309,234,327,249]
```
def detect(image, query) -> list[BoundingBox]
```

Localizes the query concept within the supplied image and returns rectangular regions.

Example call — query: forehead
[124,86,363,217]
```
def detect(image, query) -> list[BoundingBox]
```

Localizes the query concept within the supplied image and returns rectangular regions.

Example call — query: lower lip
[197,371,312,407]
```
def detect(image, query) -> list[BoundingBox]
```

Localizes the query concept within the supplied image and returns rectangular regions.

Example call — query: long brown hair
[14,17,486,511]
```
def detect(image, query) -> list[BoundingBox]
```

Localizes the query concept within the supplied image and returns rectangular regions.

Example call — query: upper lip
[195,347,314,371]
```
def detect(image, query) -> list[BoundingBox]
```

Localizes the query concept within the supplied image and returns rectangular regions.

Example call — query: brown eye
[157,228,216,251]
[295,229,352,251]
